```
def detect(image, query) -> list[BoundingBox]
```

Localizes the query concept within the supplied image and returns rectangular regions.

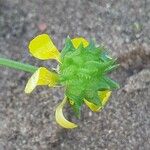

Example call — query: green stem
[0,58,38,73]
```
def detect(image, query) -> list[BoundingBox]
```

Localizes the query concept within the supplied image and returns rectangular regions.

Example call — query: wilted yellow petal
[55,96,78,129]
[29,34,60,62]
[71,37,89,49]
[84,90,111,112]
[25,67,58,93]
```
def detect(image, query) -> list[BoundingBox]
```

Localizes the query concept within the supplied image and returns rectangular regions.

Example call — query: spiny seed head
[59,38,119,116]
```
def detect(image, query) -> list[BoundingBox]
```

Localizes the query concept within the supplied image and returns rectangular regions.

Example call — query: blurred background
[0,0,150,149]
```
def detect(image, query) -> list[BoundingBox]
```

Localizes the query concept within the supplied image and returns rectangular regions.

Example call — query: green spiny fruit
[59,38,119,117]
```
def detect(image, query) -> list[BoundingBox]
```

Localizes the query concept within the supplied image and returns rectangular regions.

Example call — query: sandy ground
[0,0,150,149]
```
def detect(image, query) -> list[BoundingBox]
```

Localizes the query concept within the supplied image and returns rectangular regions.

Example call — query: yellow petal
[71,37,89,49]
[25,67,58,93]
[55,96,78,129]
[99,90,112,106]
[29,34,60,62]
[84,90,111,112]
[84,99,99,112]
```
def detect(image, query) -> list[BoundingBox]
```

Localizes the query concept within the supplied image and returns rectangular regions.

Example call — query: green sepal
[61,37,75,60]
[97,77,111,90]
[99,59,117,73]
[104,64,120,73]
[67,93,84,118]
[86,39,95,50]
[84,90,102,106]
[103,76,120,89]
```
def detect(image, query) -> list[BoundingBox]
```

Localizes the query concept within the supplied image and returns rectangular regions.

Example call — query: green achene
[59,38,119,116]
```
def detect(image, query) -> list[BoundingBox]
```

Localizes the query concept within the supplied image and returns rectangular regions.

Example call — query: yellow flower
[25,34,111,129]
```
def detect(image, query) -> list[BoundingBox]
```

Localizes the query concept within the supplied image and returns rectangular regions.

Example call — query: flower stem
[0,58,38,73]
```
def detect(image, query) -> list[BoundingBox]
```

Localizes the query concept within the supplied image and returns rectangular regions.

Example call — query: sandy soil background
[0,0,150,149]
